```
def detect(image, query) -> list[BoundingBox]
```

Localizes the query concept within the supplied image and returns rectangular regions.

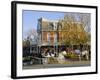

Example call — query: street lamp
[54,22,59,57]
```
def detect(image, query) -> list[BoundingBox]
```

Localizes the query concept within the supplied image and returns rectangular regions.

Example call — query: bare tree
[25,28,38,45]
[77,13,91,32]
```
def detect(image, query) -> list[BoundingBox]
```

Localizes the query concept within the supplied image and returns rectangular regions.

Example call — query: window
[49,22,53,30]
[54,33,57,43]
[47,33,50,42]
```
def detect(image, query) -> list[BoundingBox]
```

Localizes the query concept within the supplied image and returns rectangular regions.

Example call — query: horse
[57,51,67,64]
[81,50,89,60]
[74,49,89,60]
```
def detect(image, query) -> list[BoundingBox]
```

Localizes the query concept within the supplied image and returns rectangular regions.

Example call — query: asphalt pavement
[23,61,90,69]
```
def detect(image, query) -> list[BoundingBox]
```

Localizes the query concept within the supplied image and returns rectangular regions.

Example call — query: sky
[22,10,65,39]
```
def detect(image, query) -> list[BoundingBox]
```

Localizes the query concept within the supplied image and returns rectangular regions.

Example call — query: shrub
[64,53,79,60]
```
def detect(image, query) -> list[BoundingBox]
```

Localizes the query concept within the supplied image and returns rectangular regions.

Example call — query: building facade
[37,17,88,47]
[37,17,63,46]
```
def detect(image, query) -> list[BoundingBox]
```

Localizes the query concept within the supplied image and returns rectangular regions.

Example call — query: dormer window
[53,22,57,30]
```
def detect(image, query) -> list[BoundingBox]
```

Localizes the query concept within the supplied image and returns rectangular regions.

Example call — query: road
[23,61,90,69]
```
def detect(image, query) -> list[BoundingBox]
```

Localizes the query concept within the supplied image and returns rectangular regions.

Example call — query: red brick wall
[42,31,62,45]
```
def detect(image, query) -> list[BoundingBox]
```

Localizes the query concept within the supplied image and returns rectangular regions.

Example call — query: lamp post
[54,33,57,57]
[54,22,59,57]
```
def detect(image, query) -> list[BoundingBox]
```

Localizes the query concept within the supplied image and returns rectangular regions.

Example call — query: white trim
[17,3,96,77]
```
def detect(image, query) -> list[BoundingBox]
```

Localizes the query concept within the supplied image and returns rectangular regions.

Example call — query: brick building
[37,17,86,47]
[37,17,63,46]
